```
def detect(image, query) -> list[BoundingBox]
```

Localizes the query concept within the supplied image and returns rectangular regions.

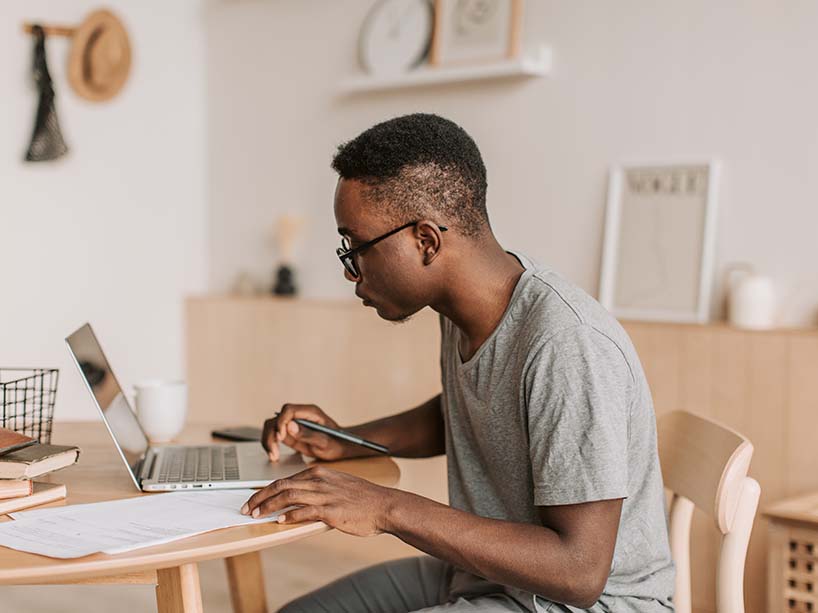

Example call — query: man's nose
[344,268,357,282]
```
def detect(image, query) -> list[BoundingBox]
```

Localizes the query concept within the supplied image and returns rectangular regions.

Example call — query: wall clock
[359,0,434,75]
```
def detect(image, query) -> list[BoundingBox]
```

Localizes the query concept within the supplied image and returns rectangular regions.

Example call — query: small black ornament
[273,264,297,296]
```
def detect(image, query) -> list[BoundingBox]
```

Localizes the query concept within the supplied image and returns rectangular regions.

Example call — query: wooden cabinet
[185,296,441,427]
[625,321,818,613]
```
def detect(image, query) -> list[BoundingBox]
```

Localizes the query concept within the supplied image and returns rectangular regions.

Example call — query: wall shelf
[339,45,551,94]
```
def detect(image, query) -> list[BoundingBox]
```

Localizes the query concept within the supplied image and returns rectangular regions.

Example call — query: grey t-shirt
[440,253,675,612]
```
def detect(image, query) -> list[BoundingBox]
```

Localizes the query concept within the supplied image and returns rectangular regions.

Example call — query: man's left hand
[240,464,396,537]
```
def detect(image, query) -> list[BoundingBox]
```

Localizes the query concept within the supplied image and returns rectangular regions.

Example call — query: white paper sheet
[0,490,296,559]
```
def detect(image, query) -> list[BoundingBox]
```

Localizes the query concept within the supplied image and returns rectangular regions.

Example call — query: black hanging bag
[25,25,69,162]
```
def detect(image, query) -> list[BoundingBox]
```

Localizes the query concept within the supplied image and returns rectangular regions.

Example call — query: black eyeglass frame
[336,221,448,278]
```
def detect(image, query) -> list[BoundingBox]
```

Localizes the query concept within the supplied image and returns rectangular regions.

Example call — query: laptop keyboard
[157,446,239,483]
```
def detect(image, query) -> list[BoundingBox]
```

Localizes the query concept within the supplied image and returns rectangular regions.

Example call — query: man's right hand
[262,403,348,462]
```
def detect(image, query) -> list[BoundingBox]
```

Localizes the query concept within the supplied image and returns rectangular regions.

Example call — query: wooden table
[0,422,400,613]
[764,492,818,613]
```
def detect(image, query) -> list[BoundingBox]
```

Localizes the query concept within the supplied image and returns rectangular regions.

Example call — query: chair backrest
[657,410,761,613]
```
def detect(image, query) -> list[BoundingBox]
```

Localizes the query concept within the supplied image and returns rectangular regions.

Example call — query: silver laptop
[66,323,307,492]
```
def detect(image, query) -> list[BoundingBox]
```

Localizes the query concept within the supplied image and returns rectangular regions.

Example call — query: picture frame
[599,160,721,324]
[429,0,523,66]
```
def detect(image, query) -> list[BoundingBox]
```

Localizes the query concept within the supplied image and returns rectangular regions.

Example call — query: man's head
[331,113,490,321]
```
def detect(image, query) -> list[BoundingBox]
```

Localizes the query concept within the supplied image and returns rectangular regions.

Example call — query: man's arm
[266,394,444,460]
[385,490,622,608]
[347,393,445,458]
[242,466,622,609]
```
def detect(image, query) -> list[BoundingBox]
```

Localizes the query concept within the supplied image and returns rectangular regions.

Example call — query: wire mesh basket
[0,368,59,444]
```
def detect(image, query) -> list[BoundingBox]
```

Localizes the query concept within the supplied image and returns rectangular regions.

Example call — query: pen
[274,413,389,455]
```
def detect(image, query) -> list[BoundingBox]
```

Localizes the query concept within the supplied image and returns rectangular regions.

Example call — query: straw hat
[68,9,131,102]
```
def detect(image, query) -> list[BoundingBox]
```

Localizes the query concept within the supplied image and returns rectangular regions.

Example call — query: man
[241,114,675,612]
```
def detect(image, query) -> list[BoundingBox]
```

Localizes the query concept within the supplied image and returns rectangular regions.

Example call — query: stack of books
[0,427,80,514]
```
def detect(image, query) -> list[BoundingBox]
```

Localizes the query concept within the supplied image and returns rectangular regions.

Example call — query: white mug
[134,380,188,443]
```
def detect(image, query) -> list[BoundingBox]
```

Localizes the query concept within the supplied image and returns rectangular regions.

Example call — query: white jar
[728,266,777,330]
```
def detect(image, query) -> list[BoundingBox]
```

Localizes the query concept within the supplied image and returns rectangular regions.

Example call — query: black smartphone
[211,426,263,442]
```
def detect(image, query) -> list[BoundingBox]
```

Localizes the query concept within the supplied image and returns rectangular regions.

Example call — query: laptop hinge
[137,449,157,481]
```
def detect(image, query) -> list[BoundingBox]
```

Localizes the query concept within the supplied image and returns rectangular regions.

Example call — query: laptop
[66,323,307,492]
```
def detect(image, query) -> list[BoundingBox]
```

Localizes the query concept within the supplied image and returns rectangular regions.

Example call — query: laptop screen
[65,324,148,482]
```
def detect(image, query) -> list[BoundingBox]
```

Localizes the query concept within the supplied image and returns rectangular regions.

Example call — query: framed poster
[599,161,720,323]
[429,0,523,66]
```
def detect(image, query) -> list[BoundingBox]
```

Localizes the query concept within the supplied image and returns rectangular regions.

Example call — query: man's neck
[432,241,525,362]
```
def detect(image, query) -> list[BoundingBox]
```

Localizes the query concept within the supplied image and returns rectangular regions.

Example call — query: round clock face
[359,0,434,75]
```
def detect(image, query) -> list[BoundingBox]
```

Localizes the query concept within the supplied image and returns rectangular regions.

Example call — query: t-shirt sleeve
[526,324,633,506]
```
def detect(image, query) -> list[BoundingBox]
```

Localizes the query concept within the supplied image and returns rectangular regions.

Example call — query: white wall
[206,0,818,327]
[0,1,208,422]
[3,0,814,427]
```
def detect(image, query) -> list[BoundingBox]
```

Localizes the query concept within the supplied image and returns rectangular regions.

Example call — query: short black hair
[331,113,489,237]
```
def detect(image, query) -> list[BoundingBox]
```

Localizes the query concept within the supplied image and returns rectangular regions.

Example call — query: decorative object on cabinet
[359,0,435,75]
[599,160,720,324]
[231,271,260,297]
[273,266,296,296]
[429,0,523,66]
[725,264,778,330]
[271,214,305,296]
[23,9,131,103]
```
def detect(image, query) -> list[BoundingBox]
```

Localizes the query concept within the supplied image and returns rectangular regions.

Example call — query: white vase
[728,267,777,330]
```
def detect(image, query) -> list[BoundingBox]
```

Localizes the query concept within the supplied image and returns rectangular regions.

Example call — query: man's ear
[414,220,445,265]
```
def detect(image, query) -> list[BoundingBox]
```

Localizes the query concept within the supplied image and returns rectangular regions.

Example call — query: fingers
[276,404,335,443]
[279,420,333,453]
[241,472,324,517]
[242,466,318,510]
[265,404,330,462]
[254,490,324,518]
[276,421,315,456]
[276,505,325,525]
[261,417,279,462]
[274,406,337,460]
[284,438,316,457]
[288,464,331,481]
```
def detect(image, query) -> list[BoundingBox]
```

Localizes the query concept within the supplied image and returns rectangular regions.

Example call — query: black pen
[274,413,389,455]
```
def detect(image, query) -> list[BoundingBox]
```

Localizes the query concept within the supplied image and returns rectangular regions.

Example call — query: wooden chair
[657,410,762,613]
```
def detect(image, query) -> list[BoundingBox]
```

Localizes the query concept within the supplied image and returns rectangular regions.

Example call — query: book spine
[0,482,67,515]
[0,479,33,499]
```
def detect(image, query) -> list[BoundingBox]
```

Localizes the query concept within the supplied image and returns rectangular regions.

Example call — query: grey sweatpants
[277,556,612,612]
[278,556,529,612]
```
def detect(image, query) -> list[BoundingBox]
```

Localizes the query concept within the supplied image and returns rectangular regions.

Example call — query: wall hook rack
[21,9,132,103]
[22,23,76,37]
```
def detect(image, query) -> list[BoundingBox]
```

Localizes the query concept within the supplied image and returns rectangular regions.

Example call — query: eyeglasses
[336,221,448,278]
